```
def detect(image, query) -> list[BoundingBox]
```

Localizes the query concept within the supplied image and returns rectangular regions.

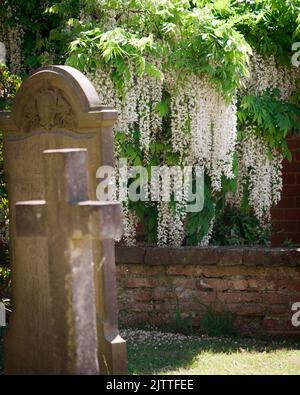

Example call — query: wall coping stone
[115,245,300,266]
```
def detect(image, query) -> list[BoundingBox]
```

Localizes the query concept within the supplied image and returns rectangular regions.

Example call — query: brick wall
[116,246,300,337]
[272,136,300,245]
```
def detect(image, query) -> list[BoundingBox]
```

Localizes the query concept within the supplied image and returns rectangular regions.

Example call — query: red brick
[271,234,286,245]
[287,137,300,150]
[293,149,300,162]
[284,209,300,221]
[134,289,152,302]
[152,287,168,300]
[273,220,298,233]
[129,264,164,276]
[219,292,262,304]
[273,280,300,292]
[116,265,130,275]
[173,277,196,289]
[166,265,200,277]
[267,304,288,315]
[281,162,300,172]
[271,209,285,220]
[152,303,176,312]
[195,278,231,291]
[283,173,296,185]
[272,232,300,246]
[282,185,300,197]
[263,318,279,329]
[129,302,154,312]
[195,278,214,291]
[263,293,292,305]
[248,278,275,291]
[275,197,296,209]
[277,233,300,243]
[228,303,266,316]
[230,279,248,291]
[194,291,217,304]
[127,277,158,288]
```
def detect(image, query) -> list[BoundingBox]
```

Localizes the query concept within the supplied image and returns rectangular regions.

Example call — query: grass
[121,329,300,375]
[0,328,300,374]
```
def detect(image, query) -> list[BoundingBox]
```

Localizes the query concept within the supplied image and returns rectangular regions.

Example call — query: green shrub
[201,307,236,337]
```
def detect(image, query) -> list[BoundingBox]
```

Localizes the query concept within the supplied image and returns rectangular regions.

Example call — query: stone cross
[16,148,122,374]
[0,66,127,374]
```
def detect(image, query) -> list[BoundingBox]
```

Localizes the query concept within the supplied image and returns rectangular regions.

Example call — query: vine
[1,0,300,246]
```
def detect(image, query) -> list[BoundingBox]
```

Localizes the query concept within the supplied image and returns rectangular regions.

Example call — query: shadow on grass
[124,330,300,375]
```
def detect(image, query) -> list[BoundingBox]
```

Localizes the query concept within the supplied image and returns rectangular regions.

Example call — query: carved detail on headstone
[22,87,78,133]
[0,65,127,375]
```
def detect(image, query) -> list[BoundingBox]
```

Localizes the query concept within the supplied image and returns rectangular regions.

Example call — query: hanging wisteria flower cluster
[87,53,295,245]
[86,62,162,153]
[156,165,188,247]
[86,64,163,245]
[88,64,239,246]
[233,52,298,225]
[169,74,237,192]
[232,129,283,225]
[0,23,24,74]
[242,51,300,101]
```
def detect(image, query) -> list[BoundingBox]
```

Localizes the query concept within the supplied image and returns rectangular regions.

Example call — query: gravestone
[16,148,123,374]
[0,66,127,374]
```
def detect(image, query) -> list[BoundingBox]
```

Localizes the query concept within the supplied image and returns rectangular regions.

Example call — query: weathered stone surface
[0,66,127,374]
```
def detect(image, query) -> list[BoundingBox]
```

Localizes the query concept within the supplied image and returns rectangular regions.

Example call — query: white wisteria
[87,63,163,154]
[170,74,237,192]
[87,59,288,245]
[87,65,164,245]
[120,203,139,246]
[0,24,24,74]
[200,216,215,247]
[157,201,186,247]
[232,130,283,225]
[242,51,300,101]
[233,51,296,224]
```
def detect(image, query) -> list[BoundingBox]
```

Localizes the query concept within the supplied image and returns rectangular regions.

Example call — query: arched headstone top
[0,65,127,375]
[0,65,117,133]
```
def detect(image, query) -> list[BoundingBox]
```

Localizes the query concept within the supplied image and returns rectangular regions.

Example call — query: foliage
[0,0,83,70]
[0,64,21,110]
[1,0,300,245]
[238,89,300,161]
[200,306,236,337]
[174,296,194,336]
[0,65,19,294]
[229,0,300,64]
[211,206,271,246]
[65,0,252,98]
